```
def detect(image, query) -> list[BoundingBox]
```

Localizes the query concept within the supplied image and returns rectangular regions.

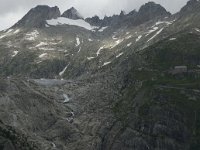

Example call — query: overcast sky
[0,0,189,30]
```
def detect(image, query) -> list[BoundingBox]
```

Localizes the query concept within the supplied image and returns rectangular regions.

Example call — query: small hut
[169,66,187,75]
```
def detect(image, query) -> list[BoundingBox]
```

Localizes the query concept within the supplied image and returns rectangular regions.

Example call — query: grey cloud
[0,0,189,30]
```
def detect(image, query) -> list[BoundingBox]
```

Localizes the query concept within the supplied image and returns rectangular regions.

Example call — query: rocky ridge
[61,7,83,20]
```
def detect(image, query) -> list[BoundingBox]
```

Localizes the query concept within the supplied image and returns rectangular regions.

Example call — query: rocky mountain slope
[86,2,171,27]
[0,0,200,149]
[61,7,83,20]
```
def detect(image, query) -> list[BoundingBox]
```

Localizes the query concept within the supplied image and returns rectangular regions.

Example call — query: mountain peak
[13,5,60,28]
[180,0,200,15]
[120,10,126,17]
[85,15,102,26]
[138,1,171,17]
[85,2,170,28]
[61,7,83,20]
[136,1,171,24]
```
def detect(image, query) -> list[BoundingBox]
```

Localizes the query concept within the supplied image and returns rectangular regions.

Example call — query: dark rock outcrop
[179,0,200,15]
[13,5,61,28]
[61,7,83,20]
[136,2,171,23]
[0,121,39,150]
[85,15,102,26]
[126,2,171,26]
[86,1,171,28]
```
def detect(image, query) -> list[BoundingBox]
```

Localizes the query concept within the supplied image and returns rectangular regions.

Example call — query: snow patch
[116,52,123,58]
[98,26,108,32]
[75,37,80,47]
[63,94,70,103]
[136,35,142,42]
[127,43,132,47]
[125,35,132,40]
[195,28,200,32]
[169,38,176,41]
[52,143,56,148]
[155,21,173,26]
[25,30,39,41]
[39,53,47,58]
[47,17,96,30]
[88,38,93,42]
[45,24,50,27]
[146,27,159,36]
[49,41,59,45]
[6,29,13,34]
[147,28,164,42]
[0,29,20,40]
[110,39,124,49]
[96,46,104,56]
[78,47,81,53]
[59,64,69,76]
[0,35,6,39]
[13,29,20,34]
[87,57,95,60]
[116,39,122,44]
[12,51,19,57]
[36,42,48,47]
[36,61,42,64]
[102,61,111,66]
[39,47,55,51]
[112,35,118,40]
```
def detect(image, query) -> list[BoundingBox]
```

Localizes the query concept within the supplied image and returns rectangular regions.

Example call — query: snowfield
[47,17,97,30]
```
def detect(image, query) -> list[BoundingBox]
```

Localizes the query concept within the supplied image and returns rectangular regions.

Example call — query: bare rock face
[85,15,102,26]
[136,2,171,23]
[0,120,39,150]
[61,7,83,20]
[179,0,200,15]
[13,5,61,28]
[85,2,171,27]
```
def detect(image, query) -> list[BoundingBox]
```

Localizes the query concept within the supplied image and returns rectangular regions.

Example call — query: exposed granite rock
[61,7,83,20]
[85,2,170,27]
[13,5,61,28]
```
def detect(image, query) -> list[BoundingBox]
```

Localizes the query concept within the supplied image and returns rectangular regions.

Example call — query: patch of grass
[143,33,200,71]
